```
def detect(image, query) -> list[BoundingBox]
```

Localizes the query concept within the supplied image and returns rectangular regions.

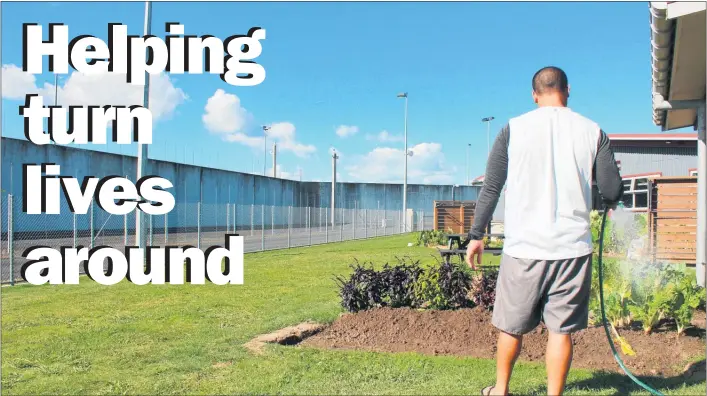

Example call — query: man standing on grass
[465,66,623,396]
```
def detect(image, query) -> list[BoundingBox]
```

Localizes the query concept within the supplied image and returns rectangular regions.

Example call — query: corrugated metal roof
[608,133,697,140]
[650,2,675,127]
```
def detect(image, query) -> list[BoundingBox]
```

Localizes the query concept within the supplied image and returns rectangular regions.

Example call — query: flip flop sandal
[481,385,494,396]
[481,386,513,396]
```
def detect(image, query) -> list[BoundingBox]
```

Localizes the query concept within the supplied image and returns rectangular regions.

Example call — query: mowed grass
[2,235,703,395]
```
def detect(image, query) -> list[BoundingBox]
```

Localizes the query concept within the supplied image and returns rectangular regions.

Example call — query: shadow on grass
[536,359,706,395]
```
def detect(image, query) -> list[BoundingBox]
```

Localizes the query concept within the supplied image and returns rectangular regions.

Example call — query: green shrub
[335,261,384,313]
[627,262,677,334]
[590,210,618,254]
[416,230,448,247]
[380,258,423,308]
[413,261,472,310]
[663,267,706,336]
[484,237,504,249]
[469,270,498,310]
[589,257,706,335]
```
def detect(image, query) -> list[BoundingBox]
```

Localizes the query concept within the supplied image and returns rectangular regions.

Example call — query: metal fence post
[250,204,254,236]
[124,213,128,245]
[287,206,291,248]
[261,204,265,251]
[271,206,275,235]
[319,206,323,232]
[197,202,202,249]
[308,207,312,246]
[325,207,329,243]
[8,195,14,286]
[226,203,230,234]
[90,201,95,249]
[149,214,154,247]
[164,213,168,244]
[73,212,77,249]
[398,210,401,234]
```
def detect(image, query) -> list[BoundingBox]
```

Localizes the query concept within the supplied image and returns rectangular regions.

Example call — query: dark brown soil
[302,307,706,377]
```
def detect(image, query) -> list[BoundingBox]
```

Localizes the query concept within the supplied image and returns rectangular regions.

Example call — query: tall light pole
[331,150,339,226]
[262,125,270,176]
[482,116,495,160]
[466,143,471,185]
[135,0,153,251]
[49,74,59,144]
[271,142,277,178]
[397,92,409,232]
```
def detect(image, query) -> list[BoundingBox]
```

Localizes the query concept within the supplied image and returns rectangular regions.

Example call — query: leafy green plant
[628,263,677,334]
[590,210,619,254]
[589,256,622,325]
[672,273,705,336]
[469,270,498,310]
[629,289,674,335]
[604,281,632,328]
[633,214,648,237]
[416,230,448,247]
[482,237,504,249]
[413,261,472,310]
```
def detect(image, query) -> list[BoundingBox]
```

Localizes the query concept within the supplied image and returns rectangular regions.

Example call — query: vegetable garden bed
[301,307,706,378]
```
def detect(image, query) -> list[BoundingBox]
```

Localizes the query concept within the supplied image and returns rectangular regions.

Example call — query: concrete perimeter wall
[1,137,481,232]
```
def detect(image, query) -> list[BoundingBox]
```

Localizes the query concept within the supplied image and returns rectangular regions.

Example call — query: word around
[21,235,244,285]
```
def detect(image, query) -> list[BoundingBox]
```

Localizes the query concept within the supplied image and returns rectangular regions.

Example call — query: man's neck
[536,95,567,108]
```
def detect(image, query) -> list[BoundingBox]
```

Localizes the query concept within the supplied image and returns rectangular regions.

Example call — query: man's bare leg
[546,332,573,396]
[492,331,523,395]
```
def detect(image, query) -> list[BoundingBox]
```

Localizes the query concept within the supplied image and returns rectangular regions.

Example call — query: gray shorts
[491,253,592,335]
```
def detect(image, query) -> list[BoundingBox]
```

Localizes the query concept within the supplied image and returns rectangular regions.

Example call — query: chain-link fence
[0,194,431,284]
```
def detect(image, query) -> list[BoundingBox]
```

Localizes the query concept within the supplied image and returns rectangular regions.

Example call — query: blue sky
[0,1,685,185]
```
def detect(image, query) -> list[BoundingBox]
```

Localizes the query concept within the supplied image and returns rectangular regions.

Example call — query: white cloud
[2,63,187,121]
[335,125,359,138]
[201,90,315,158]
[346,142,455,184]
[202,89,252,135]
[2,64,36,99]
[266,164,300,180]
[267,122,316,158]
[365,130,403,143]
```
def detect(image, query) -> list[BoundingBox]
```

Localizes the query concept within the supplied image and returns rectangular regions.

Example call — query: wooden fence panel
[649,177,698,264]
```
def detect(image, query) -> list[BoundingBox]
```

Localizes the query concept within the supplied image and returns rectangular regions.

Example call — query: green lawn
[2,235,703,395]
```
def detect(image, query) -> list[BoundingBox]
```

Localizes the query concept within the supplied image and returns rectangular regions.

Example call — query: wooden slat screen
[433,201,476,234]
[649,177,697,264]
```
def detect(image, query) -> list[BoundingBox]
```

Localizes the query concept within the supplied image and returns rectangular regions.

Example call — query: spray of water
[600,205,660,312]
[605,204,656,268]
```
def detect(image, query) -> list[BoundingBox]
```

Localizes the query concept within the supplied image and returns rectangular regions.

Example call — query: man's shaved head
[532,66,569,95]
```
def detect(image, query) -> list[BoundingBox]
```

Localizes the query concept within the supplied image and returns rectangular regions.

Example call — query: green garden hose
[597,206,664,396]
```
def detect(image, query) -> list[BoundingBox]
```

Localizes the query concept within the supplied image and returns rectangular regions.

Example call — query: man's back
[467,66,624,396]
[504,106,601,260]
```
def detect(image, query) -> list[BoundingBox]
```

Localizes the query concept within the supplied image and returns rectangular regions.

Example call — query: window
[621,174,661,210]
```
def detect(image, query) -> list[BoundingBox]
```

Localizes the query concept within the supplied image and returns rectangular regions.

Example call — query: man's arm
[468,124,509,240]
[594,130,623,206]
